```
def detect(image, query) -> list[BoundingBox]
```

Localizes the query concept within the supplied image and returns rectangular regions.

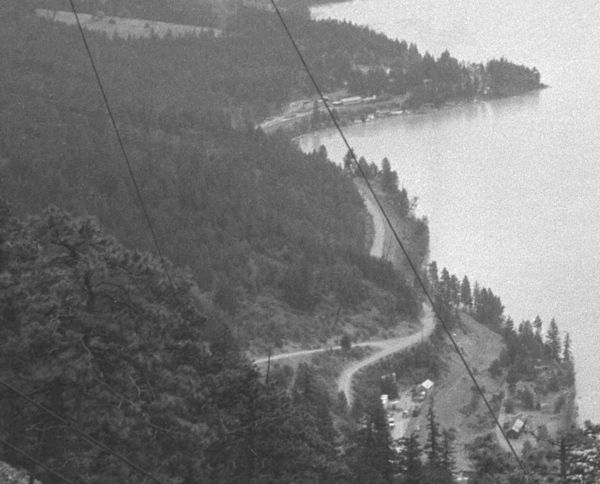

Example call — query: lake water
[300,0,600,423]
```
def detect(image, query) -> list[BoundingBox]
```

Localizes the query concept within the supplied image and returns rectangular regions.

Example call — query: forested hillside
[0,2,426,350]
[0,3,565,482]
[24,0,543,121]
[0,204,356,483]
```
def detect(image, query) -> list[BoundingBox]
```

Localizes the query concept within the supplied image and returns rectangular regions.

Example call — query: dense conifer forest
[0,2,584,483]
[1,1,431,350]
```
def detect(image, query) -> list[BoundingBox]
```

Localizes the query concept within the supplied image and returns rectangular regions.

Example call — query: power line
[66,0,177,293]
[0,436,76,484]
[268,1,530,479]
[0,378,166,484]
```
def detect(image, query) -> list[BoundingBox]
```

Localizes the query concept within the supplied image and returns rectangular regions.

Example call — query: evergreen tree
[440,431,456,482]
[425,403,442,465]
[532,315,544,356]
[428,261,439,293]
[472,281,481,308]
[343,149,356,174]
[439,268,452,306]
[503,316,515,339]
[358,156,370,176]
[460,275,472,308]
[396,432,422,484]
[347,397,394,483]
[280,258,318,311]
[545,318,561,360]
[380,157,398,192]
[449,274,460,307]
[294,364,339,439]
[563,332,572,363]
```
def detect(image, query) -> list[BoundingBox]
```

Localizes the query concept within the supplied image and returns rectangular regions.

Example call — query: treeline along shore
[2,2,592,484]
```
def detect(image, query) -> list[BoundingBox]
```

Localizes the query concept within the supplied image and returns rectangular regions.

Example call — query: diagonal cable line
[66,0,176,293]
[268,0,530,479]
[0,378,166,484]
[0,436,76,484]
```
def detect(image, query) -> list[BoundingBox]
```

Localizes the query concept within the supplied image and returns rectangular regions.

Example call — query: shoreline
[262,86,547,140]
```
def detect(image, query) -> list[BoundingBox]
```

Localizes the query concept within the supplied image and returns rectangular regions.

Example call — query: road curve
[337,306,436,407]
[253,340,384,365]
[253,175,435,405]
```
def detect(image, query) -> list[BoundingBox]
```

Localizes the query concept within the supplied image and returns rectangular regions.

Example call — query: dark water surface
[301,0,600,422]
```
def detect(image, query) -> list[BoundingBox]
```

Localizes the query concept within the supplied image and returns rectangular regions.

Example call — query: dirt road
[356,182,386,258]
[254,174,435,401]
[337,306,435,406]
[253,340,378,365]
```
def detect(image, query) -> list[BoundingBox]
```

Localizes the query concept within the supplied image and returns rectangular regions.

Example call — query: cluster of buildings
[380,378,435,430]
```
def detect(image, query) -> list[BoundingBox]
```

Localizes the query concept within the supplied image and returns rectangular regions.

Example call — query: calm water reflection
[303,0,600,422]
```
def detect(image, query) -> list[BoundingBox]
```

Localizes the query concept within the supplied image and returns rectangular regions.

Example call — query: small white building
[414,379,434,402]
[418,379,434,393]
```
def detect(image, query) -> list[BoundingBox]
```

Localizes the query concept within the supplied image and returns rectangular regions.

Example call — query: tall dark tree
[440,431,456,482]
[425,404,442,465]
[545,318,561,360]
[460,275,472,308]
[396,432,422,484]
[344,149,356,174]
[449,274,460,307]
[428,261,439,293]
[292,363,337,445]
[563,332,572,363]
[380,157,398,192]
[347,397,394,483]
[439,268,452,306]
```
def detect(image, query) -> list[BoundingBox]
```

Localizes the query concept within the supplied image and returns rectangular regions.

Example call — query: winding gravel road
[337,306,435,406]
[253,180,435,406]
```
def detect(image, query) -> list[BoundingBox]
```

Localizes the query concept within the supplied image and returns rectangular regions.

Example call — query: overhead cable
[268,1,529,479]
[0,378,166,484]
[0,436,76,484]
[66,0,177,293]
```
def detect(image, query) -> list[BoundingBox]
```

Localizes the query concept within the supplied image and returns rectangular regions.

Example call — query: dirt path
[254,340,381,365]
[338,306,435,406]
[253,175,436,406]
[356,181,386,259]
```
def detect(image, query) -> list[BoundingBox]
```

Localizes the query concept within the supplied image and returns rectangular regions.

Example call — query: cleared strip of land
[36,9,221,40]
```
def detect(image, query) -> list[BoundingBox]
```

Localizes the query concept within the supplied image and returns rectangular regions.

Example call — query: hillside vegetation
[0,3,427,351]
[0,2,573,483]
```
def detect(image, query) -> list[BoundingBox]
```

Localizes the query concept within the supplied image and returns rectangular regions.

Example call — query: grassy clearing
[36,9,221,39]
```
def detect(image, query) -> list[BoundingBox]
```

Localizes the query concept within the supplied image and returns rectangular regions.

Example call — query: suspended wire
[66,0,177,293]
[0,378,166,484]
[0,436,76,484]
[268,0,530,478]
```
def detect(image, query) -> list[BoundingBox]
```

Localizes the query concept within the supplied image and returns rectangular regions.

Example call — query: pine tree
[440,431,456,481]
[396,432,422,484]
[425,403,441,465]
[460,275,472,309]
[348,397,394,483]
[380,157,398,192]
[545,318,561,360]
[532,315,544,356]
[358,156,370,176]
[563,332,572,363]
[343,149,355,174]
[428,261,439,293]
[503,317,515,339]
[439,268,452,306]
[449,274,460,307]
[472,281,481,309]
